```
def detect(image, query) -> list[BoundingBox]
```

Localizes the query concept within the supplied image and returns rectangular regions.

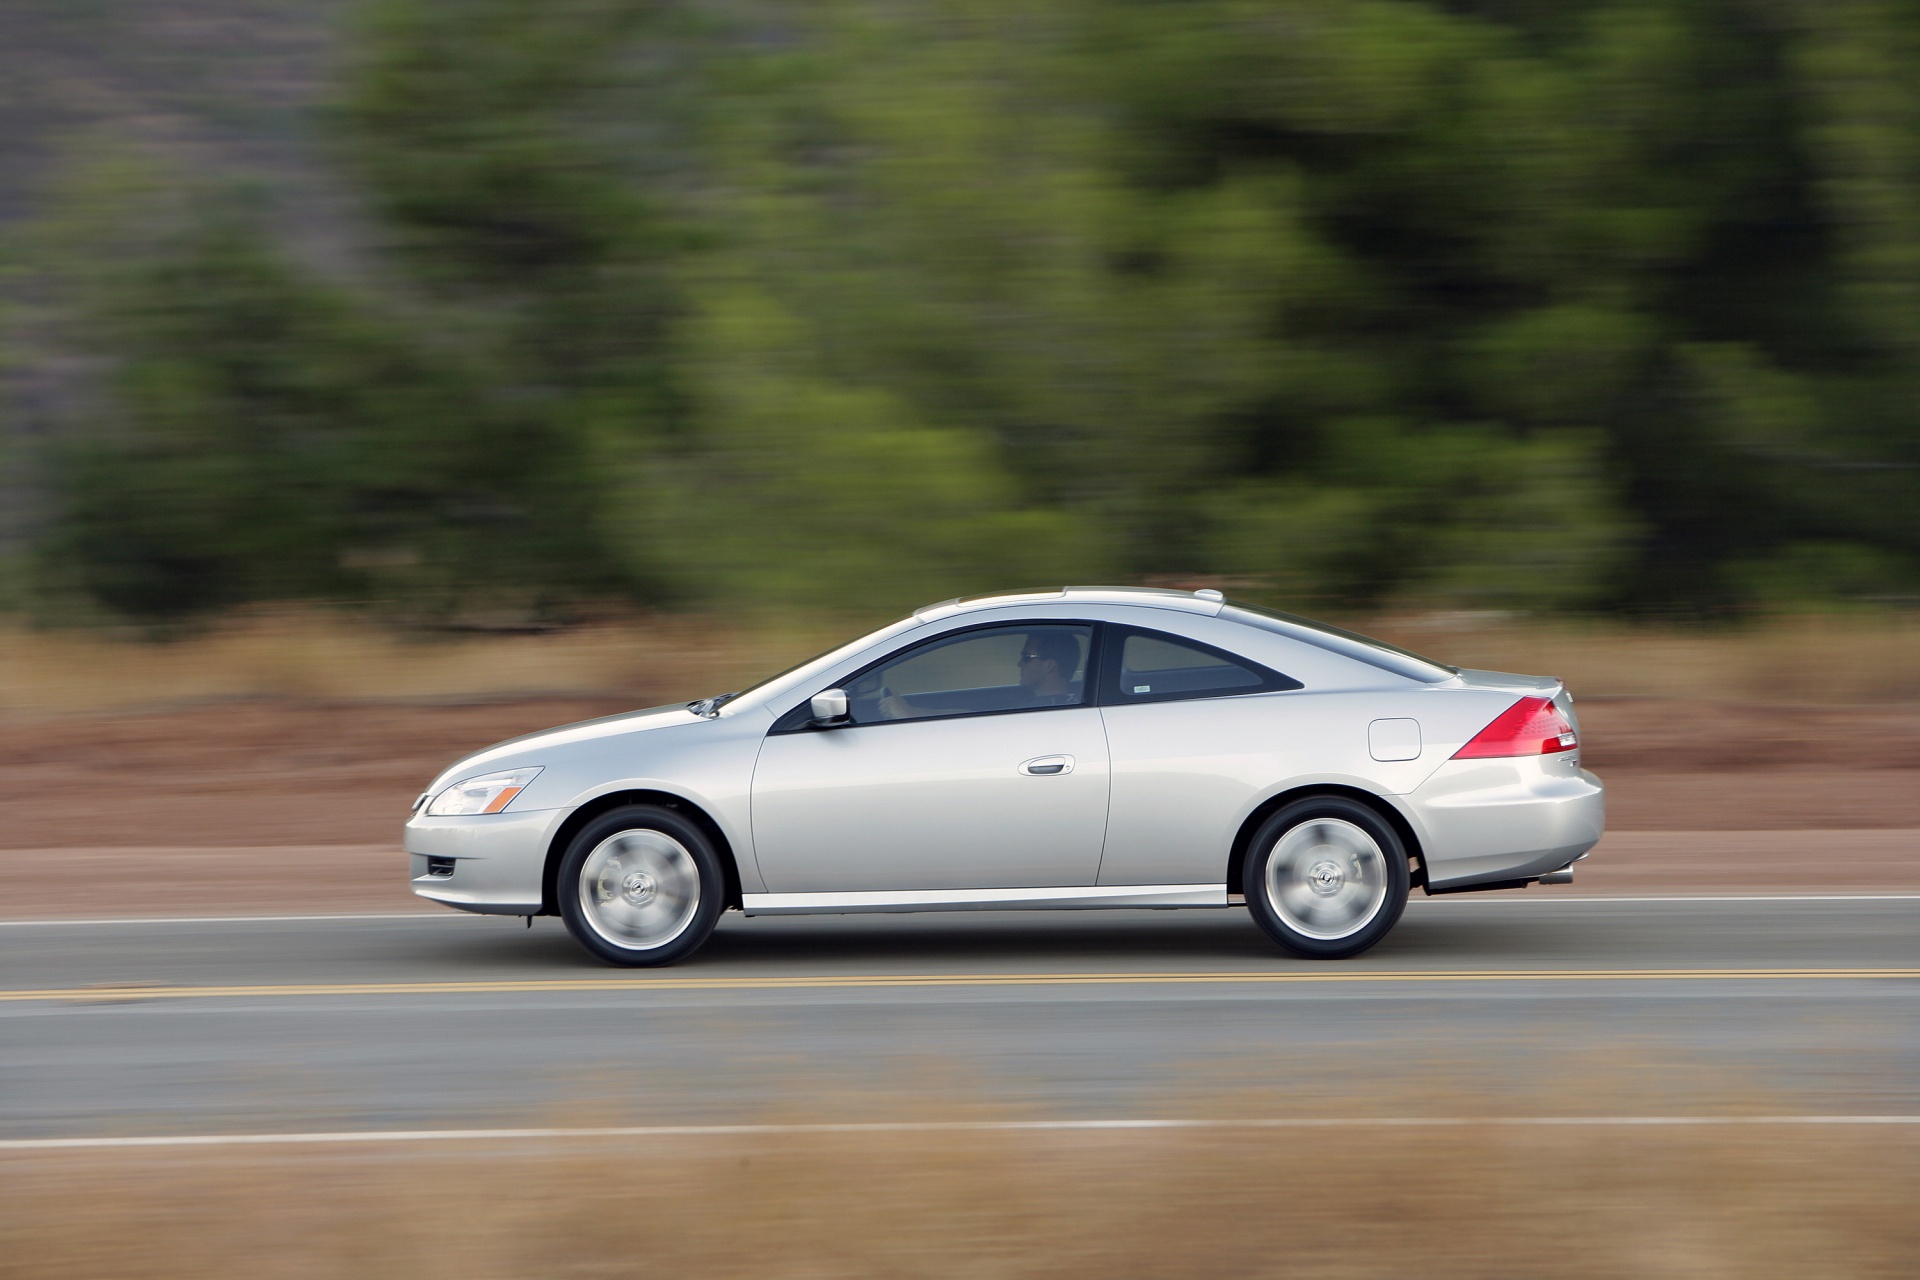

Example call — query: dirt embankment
[2,698,1915,914]
[7,697,1918,848]
[5,699,637,850]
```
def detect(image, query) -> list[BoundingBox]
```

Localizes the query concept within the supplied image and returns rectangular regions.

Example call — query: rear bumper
[1402,756,1604,891]
[403,809,559,915]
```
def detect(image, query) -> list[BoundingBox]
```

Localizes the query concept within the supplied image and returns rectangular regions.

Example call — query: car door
[1095,626,1304,886]
[751,623,1110,893]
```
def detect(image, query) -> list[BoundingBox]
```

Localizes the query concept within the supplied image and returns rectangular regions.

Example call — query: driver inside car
[876,629,1080,720]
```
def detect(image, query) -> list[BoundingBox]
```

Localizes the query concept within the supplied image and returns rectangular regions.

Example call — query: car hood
[425,701,699,793]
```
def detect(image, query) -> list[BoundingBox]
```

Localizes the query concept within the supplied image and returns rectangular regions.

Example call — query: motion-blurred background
[3,3,1918,1273]
[5,0,1919,627]
[4,0,1918,896]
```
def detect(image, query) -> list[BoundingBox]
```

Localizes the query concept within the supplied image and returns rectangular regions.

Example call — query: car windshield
[1223,603,1457,684]
[726,614,929,709]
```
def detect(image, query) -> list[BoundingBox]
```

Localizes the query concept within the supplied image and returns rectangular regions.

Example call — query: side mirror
[809,688,850,727]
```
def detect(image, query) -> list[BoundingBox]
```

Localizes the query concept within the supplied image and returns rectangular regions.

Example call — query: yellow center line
[4,968,1918,1003]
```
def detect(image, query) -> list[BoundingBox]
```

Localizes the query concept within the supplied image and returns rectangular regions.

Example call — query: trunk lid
[1453,668,1578,733]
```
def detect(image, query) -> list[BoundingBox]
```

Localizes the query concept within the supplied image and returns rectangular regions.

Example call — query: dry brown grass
[1373,611,1920,705]
[2,1123,1915,1278]
[0,608,858,715]
[4,607,1918,716]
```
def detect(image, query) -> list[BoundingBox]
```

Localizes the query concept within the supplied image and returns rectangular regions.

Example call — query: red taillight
[1453,696,1577,759]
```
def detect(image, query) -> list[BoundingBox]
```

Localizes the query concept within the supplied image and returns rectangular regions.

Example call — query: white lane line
[5,895,1920,927]
[7,968,1917,1004]
[5,1115,1918,1151]
[0,913,463,927]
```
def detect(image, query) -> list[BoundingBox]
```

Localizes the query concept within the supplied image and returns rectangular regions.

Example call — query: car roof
[912,585,1224,623]
[908,587,1459,685]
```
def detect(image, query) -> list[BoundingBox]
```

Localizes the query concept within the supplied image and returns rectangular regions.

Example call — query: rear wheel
[558,805,723,966]
[1243,797,1409,959]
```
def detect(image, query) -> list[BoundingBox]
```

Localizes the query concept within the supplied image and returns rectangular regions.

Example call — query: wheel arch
[1227,784,1427,895]
[541,790,744,915]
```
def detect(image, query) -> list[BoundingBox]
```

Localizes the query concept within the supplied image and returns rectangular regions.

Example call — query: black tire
[558,805,724,967]
[1243,797,1410,959]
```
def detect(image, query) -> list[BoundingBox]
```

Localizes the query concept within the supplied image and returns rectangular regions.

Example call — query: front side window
[1104,628,1299,704]
[842,624,1092,725]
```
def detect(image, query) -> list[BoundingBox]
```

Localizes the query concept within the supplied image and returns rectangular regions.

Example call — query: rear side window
[1100,628,1301,705]
[1221,603,1456,683]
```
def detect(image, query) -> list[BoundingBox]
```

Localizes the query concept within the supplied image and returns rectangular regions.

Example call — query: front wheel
[558,805,724,966]
[1243,798,1409,959]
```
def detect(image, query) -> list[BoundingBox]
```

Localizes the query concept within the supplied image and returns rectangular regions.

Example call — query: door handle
[1019,755,1074,776]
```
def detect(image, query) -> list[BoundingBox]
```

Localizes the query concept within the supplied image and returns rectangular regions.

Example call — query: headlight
[425,767,542,816]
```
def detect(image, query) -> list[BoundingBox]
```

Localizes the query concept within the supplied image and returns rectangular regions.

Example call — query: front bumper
[403,808,560,915]
[1404,756,1604,891]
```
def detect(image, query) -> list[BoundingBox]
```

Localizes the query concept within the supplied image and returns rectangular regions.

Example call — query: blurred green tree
[40,190,624,621]
[26,0,1920,620]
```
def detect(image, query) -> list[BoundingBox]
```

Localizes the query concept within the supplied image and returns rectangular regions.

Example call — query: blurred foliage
[14,0,1920,620]
[34,187,627,622]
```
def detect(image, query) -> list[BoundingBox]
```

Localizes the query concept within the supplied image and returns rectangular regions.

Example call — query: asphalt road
[5,897,1918,1140]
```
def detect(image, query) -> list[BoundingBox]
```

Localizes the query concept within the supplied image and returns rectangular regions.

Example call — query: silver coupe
[405,588,1603,963]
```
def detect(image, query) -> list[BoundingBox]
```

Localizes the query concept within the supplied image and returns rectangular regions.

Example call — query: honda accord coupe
[405,587,1603,964]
